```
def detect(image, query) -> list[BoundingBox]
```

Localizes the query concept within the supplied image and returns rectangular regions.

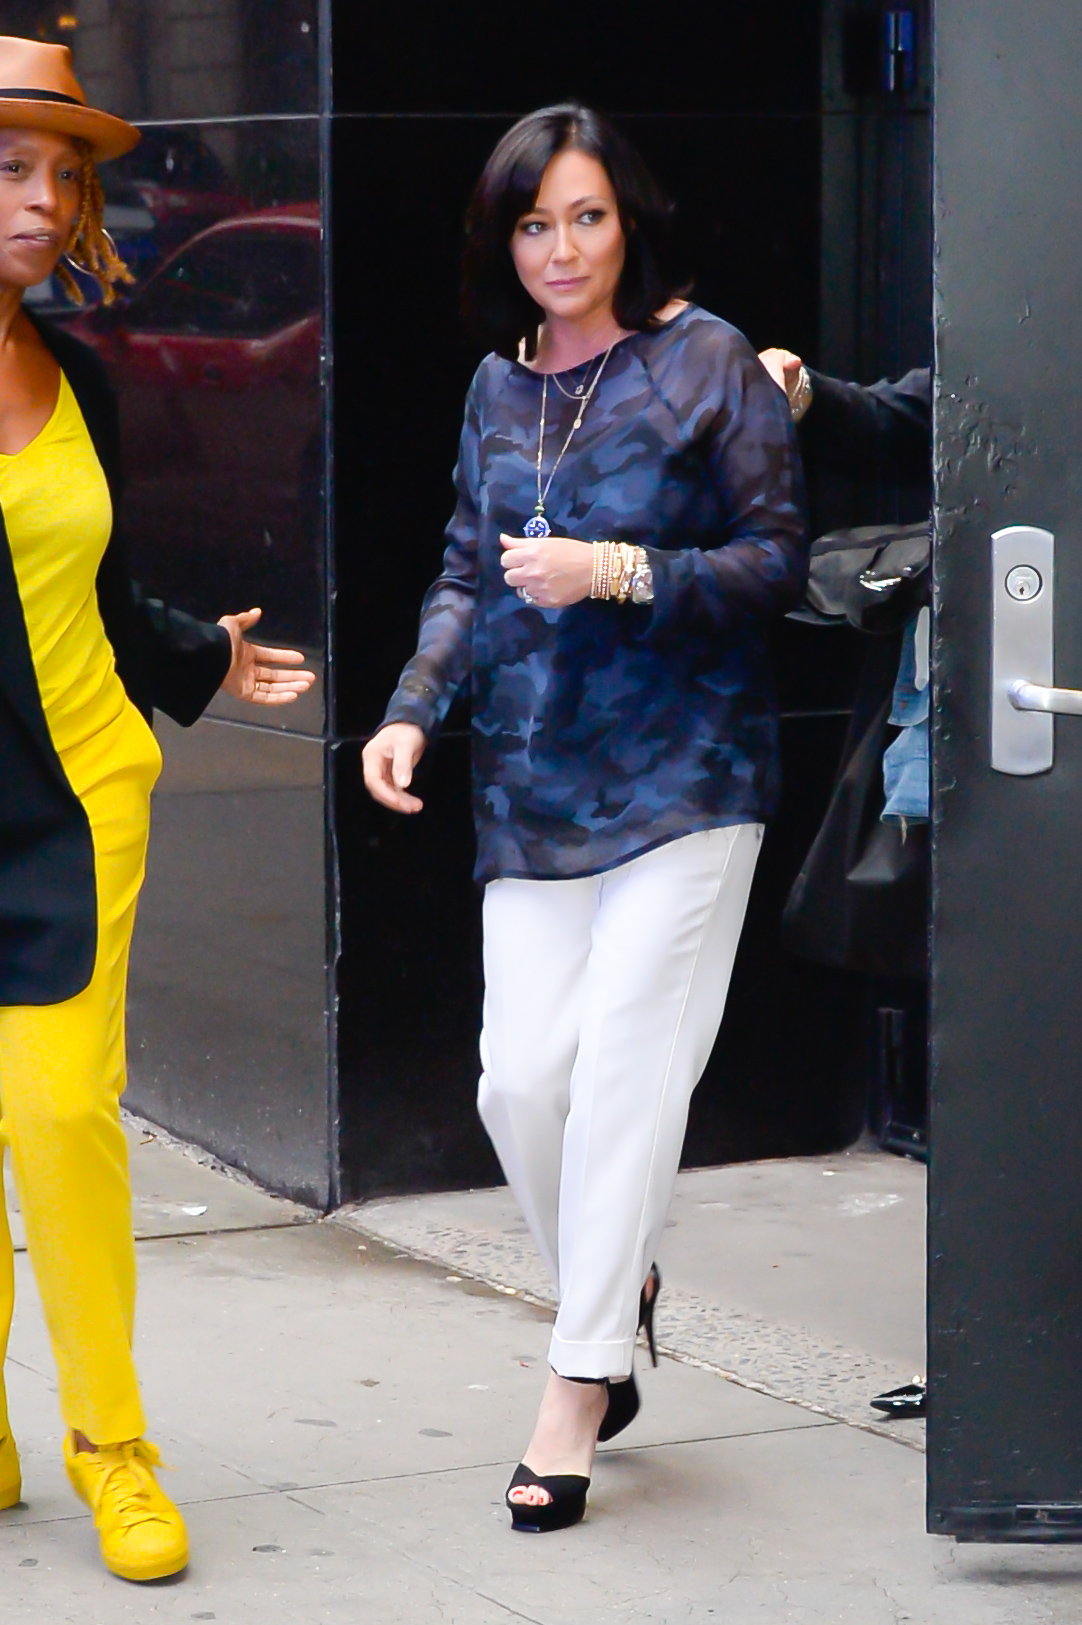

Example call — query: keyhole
[1005,565,1043,601]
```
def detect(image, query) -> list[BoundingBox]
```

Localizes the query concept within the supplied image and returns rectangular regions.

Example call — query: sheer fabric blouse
[383,304,808,884]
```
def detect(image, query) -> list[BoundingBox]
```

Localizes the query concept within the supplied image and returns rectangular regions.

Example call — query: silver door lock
[1005,565,1043,601]
[992,525,1082,774]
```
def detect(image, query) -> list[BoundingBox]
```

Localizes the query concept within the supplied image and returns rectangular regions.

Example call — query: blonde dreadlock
[55,143,134,306]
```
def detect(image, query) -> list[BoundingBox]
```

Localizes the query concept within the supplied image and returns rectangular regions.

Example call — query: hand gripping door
[991,524,1082,776]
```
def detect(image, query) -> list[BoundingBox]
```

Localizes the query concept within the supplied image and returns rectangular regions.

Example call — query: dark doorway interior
[330,1,933,1198]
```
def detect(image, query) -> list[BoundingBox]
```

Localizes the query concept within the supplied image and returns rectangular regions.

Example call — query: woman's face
[511,148,626,328]
[0,128,82,294]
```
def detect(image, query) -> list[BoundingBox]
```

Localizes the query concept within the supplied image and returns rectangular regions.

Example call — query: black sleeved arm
[128,582,232,726]
[798,366,932,485]
[96,528,232,727]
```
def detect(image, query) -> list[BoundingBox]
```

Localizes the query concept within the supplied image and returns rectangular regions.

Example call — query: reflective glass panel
[44,122,324,672]
[8,0,318,119]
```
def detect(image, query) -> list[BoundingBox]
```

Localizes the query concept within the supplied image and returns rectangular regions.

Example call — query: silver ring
[517,587,535,604]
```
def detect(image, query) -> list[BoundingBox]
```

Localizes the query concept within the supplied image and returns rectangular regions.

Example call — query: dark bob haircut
[462,104,683,362]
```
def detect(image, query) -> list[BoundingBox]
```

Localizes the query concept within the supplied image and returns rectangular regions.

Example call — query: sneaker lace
[95,1440,170,1527]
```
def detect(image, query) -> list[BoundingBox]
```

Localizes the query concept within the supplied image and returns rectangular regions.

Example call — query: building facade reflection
[21,0,318,121]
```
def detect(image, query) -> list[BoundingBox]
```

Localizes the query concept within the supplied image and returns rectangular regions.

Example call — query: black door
[930,0,1082,1538]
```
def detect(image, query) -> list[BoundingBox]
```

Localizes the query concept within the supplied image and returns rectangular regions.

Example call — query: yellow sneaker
[0,1424,20,1511]
[64,1433,188,1582]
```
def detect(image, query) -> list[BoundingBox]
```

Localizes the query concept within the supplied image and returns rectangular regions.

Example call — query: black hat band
[0,88,84,107]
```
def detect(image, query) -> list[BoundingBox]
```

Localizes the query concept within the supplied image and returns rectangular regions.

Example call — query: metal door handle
[992,524,1058,775]
[1008,680,1082,716]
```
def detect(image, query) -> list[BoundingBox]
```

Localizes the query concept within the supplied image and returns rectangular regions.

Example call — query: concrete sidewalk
[2,1127,1081,1623]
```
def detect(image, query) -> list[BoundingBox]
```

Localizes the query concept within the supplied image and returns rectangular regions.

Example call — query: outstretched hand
[217,608,316,705]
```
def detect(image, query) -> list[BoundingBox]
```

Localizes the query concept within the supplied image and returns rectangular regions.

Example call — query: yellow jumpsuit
[0,371,161,1447]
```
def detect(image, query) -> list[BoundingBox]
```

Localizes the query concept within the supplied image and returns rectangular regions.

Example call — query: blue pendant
[523,513,551,538]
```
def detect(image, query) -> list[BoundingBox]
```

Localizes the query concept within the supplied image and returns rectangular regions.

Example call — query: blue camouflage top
[383,304,808,884]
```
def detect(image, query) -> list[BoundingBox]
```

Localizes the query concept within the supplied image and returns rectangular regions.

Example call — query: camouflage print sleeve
[641,333,809,644]
[380,378,482,738]
[374,310,808,879]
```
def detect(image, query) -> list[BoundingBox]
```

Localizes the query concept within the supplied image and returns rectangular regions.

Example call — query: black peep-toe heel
[505,1463,589,1533]
[640,1261,661,1367]
[597,1373,640,1442]
[596,1263,662,1443]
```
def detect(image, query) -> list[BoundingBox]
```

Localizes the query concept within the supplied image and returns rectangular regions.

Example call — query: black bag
[789,519,930,634]
[780,522,930,982]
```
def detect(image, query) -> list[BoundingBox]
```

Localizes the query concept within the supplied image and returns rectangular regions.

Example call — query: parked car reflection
[110,129,249,259]
[67,204,323,645]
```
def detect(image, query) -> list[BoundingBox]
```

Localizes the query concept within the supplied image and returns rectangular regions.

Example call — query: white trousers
[478,823,762,1380]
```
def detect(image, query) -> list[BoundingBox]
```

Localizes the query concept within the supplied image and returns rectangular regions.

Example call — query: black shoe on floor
[870,1380,926,1418]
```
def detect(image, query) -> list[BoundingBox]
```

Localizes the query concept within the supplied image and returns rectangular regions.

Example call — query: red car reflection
[68,205,322,642]
[108,128,249,256]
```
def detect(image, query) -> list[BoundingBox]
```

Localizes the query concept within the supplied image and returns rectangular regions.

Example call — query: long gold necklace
[523,344,615,539]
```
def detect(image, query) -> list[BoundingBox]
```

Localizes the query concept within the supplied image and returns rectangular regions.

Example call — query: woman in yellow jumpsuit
[0,38,314,1582]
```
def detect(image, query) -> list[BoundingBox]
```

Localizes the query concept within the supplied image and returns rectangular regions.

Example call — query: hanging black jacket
[781,365,933,981]
[0,315,231,1007]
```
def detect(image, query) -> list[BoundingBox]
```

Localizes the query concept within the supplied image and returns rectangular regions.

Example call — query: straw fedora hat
[0,36,138,163]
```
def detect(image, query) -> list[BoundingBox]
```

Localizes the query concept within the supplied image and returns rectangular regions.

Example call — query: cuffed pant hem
[66,1402,148,1450]
[548,1333,635,1382]
[482,827,762,1388]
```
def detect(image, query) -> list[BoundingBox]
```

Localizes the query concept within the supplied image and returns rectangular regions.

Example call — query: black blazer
[0,315,231,1006]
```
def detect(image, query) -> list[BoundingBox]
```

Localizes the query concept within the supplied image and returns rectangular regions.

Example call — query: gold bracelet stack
[611,543,635,603]
[590,540,613,600]
[590,542,653,604]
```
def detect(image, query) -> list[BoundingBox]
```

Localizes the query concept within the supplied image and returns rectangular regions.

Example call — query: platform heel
[506,1463,589,1533]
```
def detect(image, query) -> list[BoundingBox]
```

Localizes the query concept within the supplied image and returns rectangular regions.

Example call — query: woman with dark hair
[364,104,806,1532]
[0,38,314,1582]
